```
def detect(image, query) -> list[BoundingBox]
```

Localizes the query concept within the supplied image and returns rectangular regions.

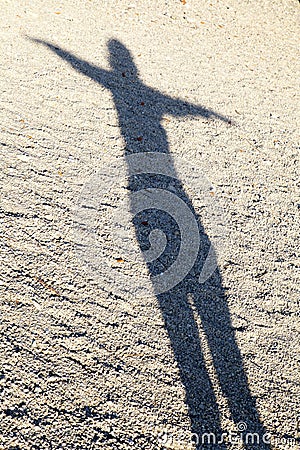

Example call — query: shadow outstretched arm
[156,90,231,124]
[28,38,111,88]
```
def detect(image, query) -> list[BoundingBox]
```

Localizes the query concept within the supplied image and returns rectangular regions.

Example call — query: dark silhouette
[30,37,270,449]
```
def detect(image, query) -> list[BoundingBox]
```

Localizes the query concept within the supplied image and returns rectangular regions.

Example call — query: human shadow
[30,37,271,449]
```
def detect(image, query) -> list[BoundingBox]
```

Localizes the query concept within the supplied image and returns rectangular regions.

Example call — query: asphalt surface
[1,1,299,449]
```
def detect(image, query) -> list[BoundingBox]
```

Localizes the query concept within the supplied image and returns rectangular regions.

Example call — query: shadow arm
[157,90,231,123]
[28,38,110,87]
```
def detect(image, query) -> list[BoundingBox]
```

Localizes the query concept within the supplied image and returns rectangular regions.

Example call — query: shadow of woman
[30,37,271,449]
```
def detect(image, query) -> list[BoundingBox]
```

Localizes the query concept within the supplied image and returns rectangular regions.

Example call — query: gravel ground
[1,1,299,449]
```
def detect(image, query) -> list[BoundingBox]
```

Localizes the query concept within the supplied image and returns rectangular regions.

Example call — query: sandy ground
[0,1,299,449]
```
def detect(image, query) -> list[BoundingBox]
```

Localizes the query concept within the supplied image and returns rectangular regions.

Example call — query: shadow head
[108,39,139,78]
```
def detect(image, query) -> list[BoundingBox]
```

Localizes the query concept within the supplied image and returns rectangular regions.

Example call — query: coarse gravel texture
[0,1,299,450]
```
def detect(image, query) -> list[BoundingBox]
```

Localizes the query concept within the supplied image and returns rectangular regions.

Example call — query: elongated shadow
[30,37,271,449]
